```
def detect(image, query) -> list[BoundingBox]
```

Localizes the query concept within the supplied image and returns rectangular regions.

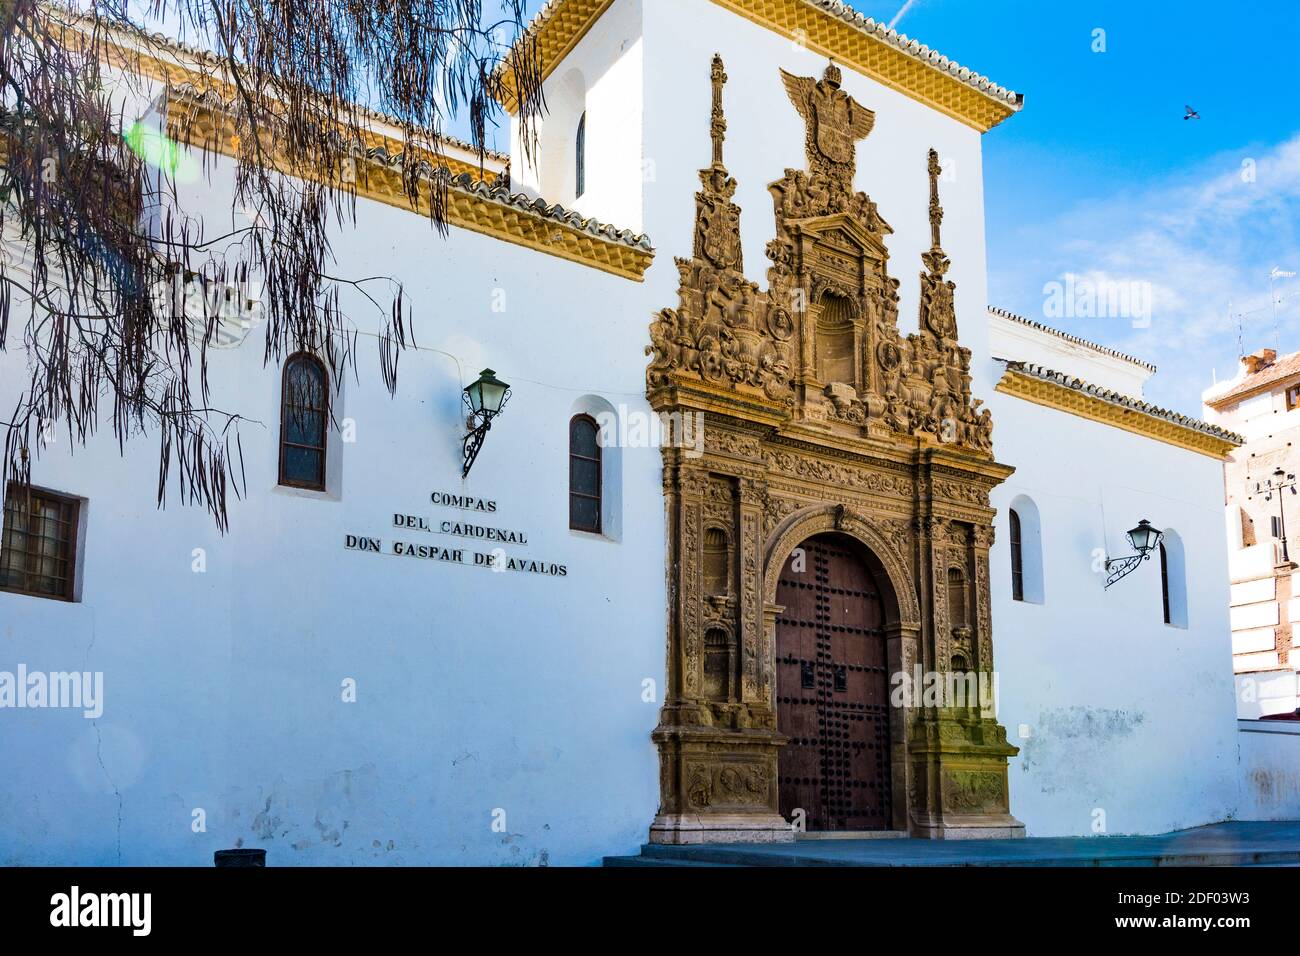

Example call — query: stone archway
[764,505,921,625]
[764,507,921,833]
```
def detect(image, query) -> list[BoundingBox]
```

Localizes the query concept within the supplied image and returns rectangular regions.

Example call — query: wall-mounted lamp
[1256,467,1298,562]
[461,368,511,478]
[1104,519,1163,589]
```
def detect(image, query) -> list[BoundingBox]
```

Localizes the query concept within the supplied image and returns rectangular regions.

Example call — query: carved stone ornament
[647,56,1022,845]
[648,62,993,455]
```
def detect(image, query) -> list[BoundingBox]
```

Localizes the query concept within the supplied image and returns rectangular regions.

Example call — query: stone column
[737,477,770,710]
[649,464,791,845]
[908,517,1023,839]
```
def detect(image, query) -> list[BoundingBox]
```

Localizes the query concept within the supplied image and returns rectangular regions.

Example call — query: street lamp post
[1257,467,1298,564]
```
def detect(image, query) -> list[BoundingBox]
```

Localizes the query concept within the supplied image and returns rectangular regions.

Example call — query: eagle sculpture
[781,63,875,168]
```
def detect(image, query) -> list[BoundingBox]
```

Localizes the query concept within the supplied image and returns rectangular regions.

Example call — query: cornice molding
[496,0,1022,131]
[163,87,654,282]
[996,364,1241,460]
[496,0,615,113]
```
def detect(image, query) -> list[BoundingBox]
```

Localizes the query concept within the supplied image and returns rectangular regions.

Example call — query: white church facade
[1,0,1294,865]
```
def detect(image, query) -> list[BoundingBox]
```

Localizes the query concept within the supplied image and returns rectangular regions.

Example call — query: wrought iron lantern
[461,368,511,477]
[1104,519,1163,589]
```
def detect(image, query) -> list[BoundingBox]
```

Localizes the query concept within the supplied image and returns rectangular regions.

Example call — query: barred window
[1,484,80,601]
[279,353,328,490]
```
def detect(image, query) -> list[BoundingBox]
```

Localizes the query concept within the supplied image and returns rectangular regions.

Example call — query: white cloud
[888,0,920,30]
[990,133,1300,414]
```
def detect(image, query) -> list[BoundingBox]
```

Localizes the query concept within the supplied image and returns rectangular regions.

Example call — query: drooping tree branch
[0,0,543,530]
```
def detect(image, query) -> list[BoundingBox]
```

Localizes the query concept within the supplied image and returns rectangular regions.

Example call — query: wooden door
[776,533,892,831]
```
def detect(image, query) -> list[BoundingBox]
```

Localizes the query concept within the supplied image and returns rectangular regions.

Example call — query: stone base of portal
[909,814,1027,840]
[649,723,794,845]
[649,812,795,845]
[907,711,1027,839]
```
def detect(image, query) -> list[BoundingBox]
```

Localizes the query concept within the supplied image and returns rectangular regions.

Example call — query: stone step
[605,822,1300,867]
[628,845,1300,867]
[797,830,909,841]
[602,855,740,867]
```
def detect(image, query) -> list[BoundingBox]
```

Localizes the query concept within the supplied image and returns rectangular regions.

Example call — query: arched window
[279,353,328,490]
[1007,494,1044,603]
[1160,542,1170,623]
[1009,509,1024,602]
[569,414,601,533]
[575,112,586,199]
[1159,530,1188,628]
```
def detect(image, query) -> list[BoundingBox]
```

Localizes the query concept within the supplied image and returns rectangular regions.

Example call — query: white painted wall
[1230,543,1282,582]
[1235,672,1299,719]
[510,0,645,232]
[0,131,668,865]
[988,311,1152,397]
[1231,578,1276,605]
[1203,367,1300,443]
[1237,720,1300,820]
[1,0,1275,864]
[987,390,1241,836]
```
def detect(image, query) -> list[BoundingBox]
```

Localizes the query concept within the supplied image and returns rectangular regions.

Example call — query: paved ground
[604,821,1300,867]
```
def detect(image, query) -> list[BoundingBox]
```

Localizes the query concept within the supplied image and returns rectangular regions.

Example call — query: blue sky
[503,0,1300,414]
[845,0,1300,414]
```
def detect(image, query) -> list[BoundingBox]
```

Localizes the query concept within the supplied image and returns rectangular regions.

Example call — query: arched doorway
[776,532,893,831]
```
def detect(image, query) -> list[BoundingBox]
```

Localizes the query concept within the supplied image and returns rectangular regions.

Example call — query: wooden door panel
[776,534,891,831]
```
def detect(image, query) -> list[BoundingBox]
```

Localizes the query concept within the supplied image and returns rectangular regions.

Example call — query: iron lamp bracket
[460,387,511,478]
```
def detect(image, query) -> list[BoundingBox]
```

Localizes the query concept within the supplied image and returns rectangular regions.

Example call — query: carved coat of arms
[781,63,875,171]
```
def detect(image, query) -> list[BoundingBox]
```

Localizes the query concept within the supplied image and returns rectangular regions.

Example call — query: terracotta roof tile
[503,0,1022,114]
[1206,350,1300,407]
[1004,361,1242,444]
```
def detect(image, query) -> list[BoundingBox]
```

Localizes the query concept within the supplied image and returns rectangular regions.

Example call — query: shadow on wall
[1159,528,1188,629]
[541,68,587,206]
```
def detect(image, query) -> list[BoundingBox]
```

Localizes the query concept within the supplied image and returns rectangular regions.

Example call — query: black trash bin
[214,848,266,867]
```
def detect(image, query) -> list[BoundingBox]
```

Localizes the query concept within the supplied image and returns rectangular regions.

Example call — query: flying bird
[1184,105,1201,120]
